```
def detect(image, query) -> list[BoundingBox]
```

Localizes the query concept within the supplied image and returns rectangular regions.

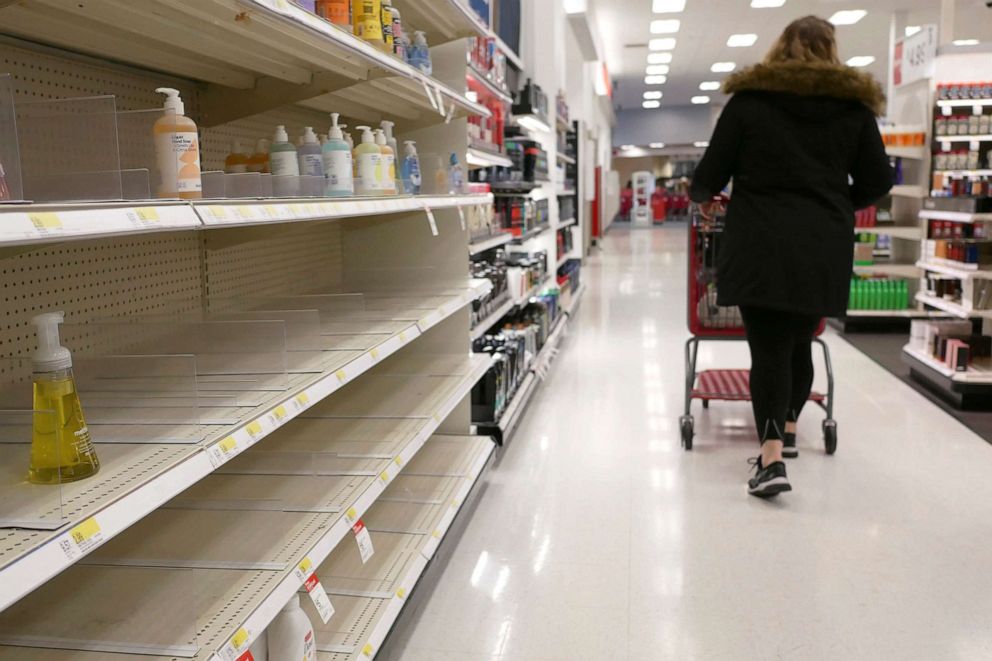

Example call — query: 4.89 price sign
[894,25,936,87]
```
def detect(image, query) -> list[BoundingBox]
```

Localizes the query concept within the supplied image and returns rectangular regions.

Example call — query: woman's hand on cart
[699,199,724,221]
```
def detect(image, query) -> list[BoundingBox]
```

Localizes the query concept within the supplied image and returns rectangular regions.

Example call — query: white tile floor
[381,224,992,660]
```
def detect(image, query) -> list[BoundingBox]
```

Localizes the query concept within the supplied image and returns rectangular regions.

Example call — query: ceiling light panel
[647,52,673,64]
[650,19,681,34]
[846,55,875,67]
[643,91,663,100]
[829,10,867,26]
[646,64,670,75]
[649,38,678,51]
[727,33,758,47]
[642,100,661,109]
[652,0,686,12]
[699,81,721,91]
[691,96,711,104]
[644,75,668,85]
[711,62,736,72]
[750,0,785,6]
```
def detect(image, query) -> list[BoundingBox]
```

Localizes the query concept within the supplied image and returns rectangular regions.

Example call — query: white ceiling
[590,0,992,112]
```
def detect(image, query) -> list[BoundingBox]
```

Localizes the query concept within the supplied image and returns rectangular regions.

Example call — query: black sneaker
[783,432,798,459]
[747,457,792,498]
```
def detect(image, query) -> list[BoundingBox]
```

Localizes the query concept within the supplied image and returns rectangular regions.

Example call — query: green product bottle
[871,281,880,310]
[849,279,857,310]
[900,280,909,309]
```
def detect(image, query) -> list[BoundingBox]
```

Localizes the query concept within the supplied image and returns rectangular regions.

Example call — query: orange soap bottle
[153,88,201,199]
[316,0,350,26]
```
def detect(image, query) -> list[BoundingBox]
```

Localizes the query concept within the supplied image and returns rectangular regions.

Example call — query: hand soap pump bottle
[269,125,300,177]
[323,113,354,197]
[402,140,422,195]
[224,139,249,174]
[29,312,100,484]
[353,125,382,196]
[248,138,271,173]
[374,128,396,194]
[448,151,464,194]
[298,126,324,178]
[154,87,202,199]
[268,594,316,661]
[380,120,398,190]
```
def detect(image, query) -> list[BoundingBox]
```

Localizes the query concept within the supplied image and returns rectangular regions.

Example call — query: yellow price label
[219,437,237,453]
[246,421,263,437]
[210,206,228,219]
[335,369,347,382]
[295,392,310,406]
[273,405,287,420]
[70,517,101,544]
[134,207,160,222]
[432,530,441,538]
[230,628,250,650]
[370,348,379,360]
[29,212,62,230]
[234,205,252,219]
[379,470,389,482]
[346,507,358,521]
[264,205,279,218]
[432,413,441,423]
[399,331,407,342]
[396,588,407,599]
[362,644,375,657]
[298,557,312,574]
[394,456,403,466]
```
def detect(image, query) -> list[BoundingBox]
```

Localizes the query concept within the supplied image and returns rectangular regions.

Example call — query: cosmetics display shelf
[477,313,569,444]
[0,357,494,661]
[852,263,921,278]
[903,344,992,384]
[470,298,516,341]
[0,0,488,125]
[557,153,577,165]
[890,184,927,199]
[516,275,552,307]
[935,135,992,145]
[468,231,513,255]
[919,209,992,223]
[886,146,928,160]
[391,0,491,42]
[915,292,992,319]
[853,225,922,240]
[0,195,493,248]
[558,217,578,230]
[511,223,551,244]
[916,260,992,280]
[0,281,490,614]
[466,146,514,169]
[467,65,514,105]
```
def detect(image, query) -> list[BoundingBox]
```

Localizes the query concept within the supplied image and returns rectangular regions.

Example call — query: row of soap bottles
[225,116,423,197]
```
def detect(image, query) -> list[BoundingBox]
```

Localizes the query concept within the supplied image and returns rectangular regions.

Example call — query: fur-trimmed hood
[724,61,886,116]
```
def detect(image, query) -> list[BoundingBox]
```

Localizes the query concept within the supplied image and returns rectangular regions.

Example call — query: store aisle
[383,225,992,661]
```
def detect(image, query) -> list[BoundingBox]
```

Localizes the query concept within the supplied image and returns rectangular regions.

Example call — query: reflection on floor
[381,224,992,661]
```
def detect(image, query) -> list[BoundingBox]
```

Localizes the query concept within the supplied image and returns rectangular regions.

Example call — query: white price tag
[304,573,335,624]
[971,140,981,151]
[352,520,375,564]
[424,206,439,236]
[434,84,447,117]
[422,81,439,112]
[59,516,103,560]
[975,105,984,117]
[457,206,466,231]
[445,98,456,123]
[942,105,953,117]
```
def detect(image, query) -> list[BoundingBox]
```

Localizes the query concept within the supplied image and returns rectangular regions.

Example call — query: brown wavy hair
[765,16,840,65]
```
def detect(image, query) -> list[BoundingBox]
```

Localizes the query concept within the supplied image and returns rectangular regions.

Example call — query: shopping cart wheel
[823,419,837,455]
[680,415,694,451]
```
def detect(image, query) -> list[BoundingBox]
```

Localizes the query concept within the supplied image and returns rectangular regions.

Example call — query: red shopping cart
[679,207,837,453]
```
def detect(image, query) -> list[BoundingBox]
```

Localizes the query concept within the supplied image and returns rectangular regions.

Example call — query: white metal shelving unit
[0,0,514,658]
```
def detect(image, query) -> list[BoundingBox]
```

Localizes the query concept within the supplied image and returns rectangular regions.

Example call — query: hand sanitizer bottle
[323,113,354,197]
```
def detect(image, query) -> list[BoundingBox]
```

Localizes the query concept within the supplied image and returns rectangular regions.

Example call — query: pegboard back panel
[203,221,344,306]
[0,232,204,384]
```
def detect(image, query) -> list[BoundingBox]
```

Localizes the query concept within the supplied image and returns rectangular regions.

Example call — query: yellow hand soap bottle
[29,312,99,484]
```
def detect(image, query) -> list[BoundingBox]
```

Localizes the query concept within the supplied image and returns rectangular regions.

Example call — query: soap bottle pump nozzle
[356,126,375,144]
[155,87,185,116]
[31,311,72,372]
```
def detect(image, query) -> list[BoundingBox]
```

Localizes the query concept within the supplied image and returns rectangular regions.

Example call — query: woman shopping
[689,15,892,498]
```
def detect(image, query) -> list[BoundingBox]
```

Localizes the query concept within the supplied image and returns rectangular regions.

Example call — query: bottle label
[303,630,316,660]
[382,154,395,191]
[270,150,300,177]
[324,150,354,193]
[299,153,323,177]
[357,153,381,194]
[155,129,201,196]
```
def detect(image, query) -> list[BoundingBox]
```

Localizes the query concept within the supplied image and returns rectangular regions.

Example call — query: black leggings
[740,306,820,444]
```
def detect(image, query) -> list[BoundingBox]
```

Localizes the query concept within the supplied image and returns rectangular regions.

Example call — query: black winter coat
[690,61,893,317]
